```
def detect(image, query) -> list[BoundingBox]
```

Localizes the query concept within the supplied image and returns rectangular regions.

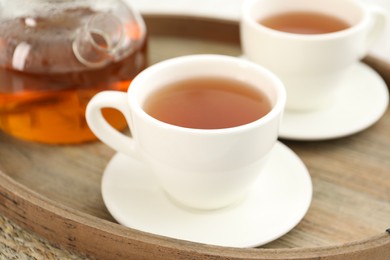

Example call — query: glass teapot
[0,0,148,144]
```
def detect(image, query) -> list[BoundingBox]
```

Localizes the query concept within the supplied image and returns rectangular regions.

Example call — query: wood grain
[0,15,389,259]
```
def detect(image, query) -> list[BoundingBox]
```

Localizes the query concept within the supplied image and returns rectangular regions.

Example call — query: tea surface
[144,77,271,129]
[259,11,350,34]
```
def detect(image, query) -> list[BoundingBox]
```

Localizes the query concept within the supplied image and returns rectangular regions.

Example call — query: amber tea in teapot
[0,0,147,144]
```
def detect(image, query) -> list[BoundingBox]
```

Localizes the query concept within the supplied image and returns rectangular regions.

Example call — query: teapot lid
[0,0,146,73]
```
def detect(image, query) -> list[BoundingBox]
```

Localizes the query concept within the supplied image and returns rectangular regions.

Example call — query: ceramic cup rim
[127,54,286,135]
[242,0,370,41]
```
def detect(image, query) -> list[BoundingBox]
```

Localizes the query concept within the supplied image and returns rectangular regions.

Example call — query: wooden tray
[0,15,389,259]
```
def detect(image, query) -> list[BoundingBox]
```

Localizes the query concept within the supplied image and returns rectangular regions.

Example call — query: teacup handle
[362,5,388,57]
[86,91,141,160]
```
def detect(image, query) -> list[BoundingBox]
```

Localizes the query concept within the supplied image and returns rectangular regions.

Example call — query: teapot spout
[73,13,125,68]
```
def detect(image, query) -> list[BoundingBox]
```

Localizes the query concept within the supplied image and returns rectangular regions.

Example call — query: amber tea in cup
[259,11,351,34]
[144,76,272,129]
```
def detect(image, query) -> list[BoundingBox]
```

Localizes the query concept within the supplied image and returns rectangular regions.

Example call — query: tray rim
[1,168,390,259]
[0,14,389,259]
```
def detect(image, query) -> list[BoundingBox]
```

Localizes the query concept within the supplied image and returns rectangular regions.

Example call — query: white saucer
[101,142,312,248]
[279,62,389,141]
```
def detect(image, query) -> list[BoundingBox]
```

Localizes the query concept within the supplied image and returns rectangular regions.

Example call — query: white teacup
[241,0,387,111]
[86,54,286,210]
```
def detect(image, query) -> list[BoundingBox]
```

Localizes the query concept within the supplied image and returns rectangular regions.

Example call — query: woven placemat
[0,214,89,259]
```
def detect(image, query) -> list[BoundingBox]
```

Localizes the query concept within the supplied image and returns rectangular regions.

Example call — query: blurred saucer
[101,142,312,248]
[279,62,389,141]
